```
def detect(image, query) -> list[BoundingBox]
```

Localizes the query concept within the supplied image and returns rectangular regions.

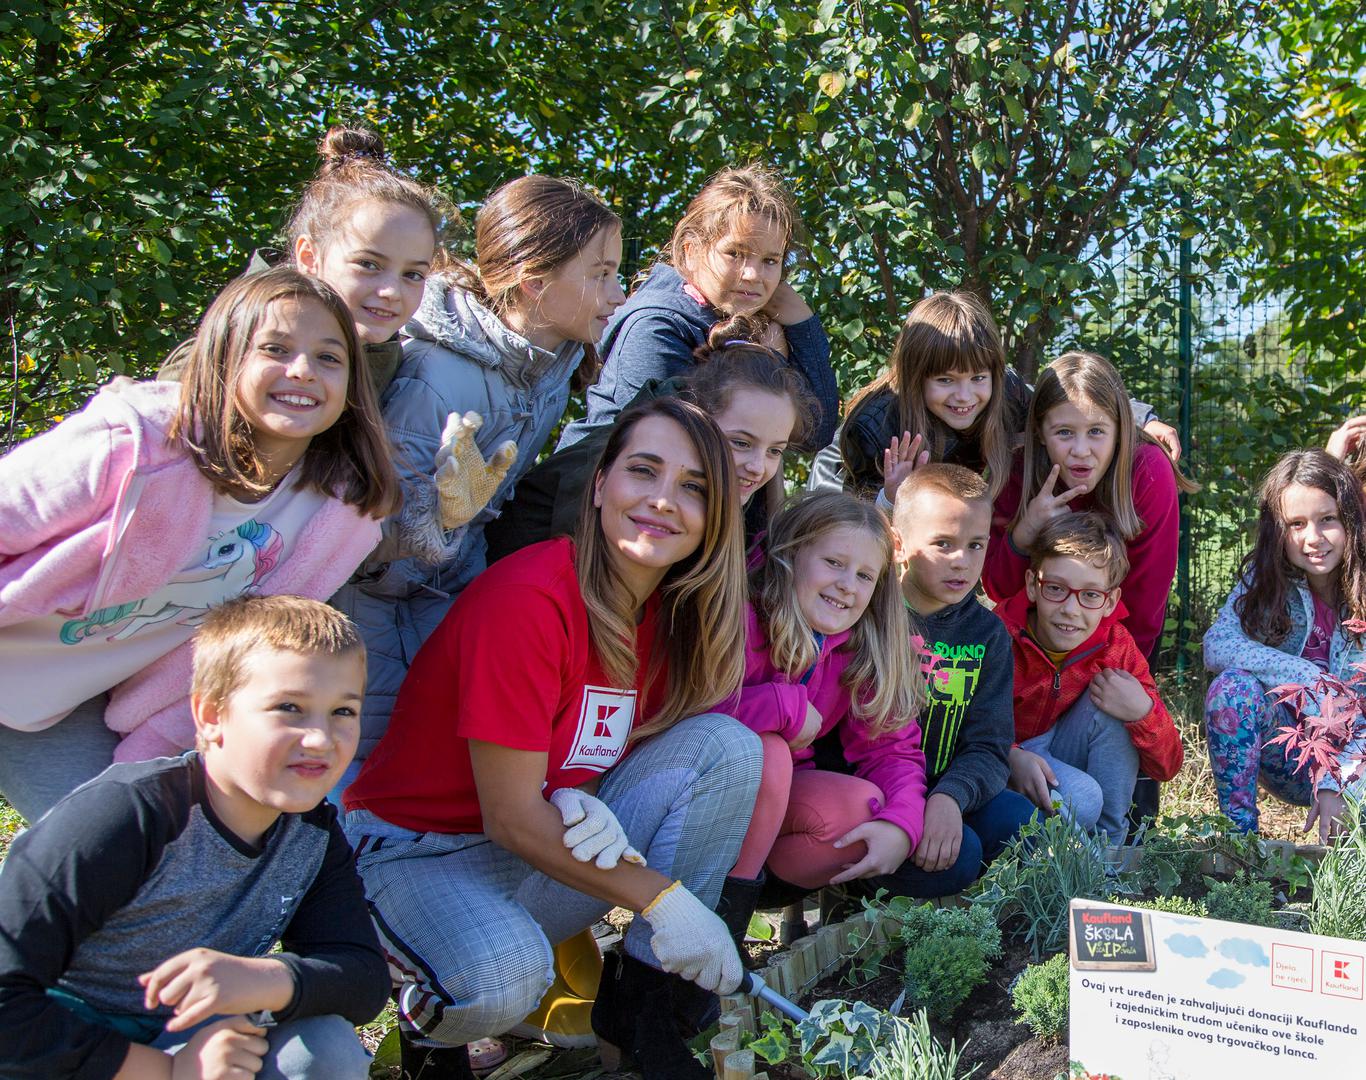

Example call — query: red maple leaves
[1267,633,1366,791]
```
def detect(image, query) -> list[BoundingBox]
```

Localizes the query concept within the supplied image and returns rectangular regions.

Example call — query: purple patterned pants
[1204,669,1312,833]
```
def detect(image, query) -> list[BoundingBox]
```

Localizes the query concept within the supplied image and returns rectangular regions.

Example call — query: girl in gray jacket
[332,176,625,781]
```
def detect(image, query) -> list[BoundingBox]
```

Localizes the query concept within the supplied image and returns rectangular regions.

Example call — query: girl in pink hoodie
[0,268,397,821]
[716,492,928,942]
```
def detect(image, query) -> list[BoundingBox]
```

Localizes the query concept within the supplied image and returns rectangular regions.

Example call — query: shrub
[969,812,1116,957]
[905,935,989,1023]
[1309,797,1366,940]
[1012,952,1070,1041]
[1203,873,1276,927]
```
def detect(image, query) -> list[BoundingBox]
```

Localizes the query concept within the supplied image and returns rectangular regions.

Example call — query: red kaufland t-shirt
[344,538,662,834]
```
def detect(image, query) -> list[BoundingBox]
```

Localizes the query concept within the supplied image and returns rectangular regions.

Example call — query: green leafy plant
[745,1000,975,1080]
[1012,952,1070,1041]
[866,1009,978,1080]
[1203,872,1276,928]
[1132,813,1315,897]
[793,999,898,1079]
[969,811,1116,958]
[1110,894,1206,918]
[1309,795,1366,940]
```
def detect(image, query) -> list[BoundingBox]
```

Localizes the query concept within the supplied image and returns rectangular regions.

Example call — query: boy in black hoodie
[880,464,1036,896]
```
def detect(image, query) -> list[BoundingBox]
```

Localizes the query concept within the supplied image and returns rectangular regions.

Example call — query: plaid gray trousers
[344,712,761,1046]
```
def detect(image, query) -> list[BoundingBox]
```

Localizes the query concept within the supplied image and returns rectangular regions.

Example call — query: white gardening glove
[433,411,518,530]
[640,881,743,994]
[549,788,646,869]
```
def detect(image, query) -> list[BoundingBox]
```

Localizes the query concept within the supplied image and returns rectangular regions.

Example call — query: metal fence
[1057,228,1366,671]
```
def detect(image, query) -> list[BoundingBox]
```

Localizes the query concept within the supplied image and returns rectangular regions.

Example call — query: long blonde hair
[1014,351,1198,541]
[754,492,926,735]
[574,397,748,740]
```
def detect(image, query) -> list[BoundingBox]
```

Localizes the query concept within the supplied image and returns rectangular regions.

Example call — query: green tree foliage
[627,0,1271,379]
[1234,3,1366,373]
[2,0,674,446]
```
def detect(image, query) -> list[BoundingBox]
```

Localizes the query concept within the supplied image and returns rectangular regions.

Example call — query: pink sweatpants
[731,731,884,888]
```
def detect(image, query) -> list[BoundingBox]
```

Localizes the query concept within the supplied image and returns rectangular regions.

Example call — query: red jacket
[997,588,1183,781]
[984,442,1179,658]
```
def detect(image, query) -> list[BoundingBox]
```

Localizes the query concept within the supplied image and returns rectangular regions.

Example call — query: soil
[802,939,1059,1079]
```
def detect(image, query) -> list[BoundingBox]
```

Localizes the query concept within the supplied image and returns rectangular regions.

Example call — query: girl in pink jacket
[0,268,397,821]
[716,491,928,942]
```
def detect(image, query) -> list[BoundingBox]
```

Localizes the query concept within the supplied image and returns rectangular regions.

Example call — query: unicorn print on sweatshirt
[60,520,284,645]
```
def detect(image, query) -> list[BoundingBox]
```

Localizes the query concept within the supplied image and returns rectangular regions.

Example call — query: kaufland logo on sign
[563,686,636,771]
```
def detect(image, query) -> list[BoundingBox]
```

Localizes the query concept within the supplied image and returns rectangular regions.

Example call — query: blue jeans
[1019,693,1140,845]
[153,1015,369,1079]
[860,788,1038,899]
[0,695,120,824]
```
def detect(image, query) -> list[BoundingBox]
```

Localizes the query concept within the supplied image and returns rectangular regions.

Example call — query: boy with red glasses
[998,512,1181,844]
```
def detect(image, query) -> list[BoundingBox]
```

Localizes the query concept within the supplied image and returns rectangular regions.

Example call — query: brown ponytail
[287,125,455,263]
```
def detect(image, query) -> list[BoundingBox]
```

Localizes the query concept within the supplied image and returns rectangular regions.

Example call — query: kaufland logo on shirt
[563,686,636,772]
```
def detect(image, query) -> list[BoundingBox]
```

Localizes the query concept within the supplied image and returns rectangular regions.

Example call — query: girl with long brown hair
[343,398,761,1080]
[983,350,1198,659]
[1205,449,1366,839]
[0,267,397,820]
[331,173,627,784]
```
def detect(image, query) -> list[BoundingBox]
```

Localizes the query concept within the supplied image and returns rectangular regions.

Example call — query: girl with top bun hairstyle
[331,174,628,783]
[160,125,453,397]
[343,397,762,1080]
[0,267,397,821]
[557,165,838,454]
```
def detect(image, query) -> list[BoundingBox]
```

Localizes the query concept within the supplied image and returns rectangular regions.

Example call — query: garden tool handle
[739,971,809,1022]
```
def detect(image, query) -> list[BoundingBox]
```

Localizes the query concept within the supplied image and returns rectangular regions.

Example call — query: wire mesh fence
[1058,226,1366,672]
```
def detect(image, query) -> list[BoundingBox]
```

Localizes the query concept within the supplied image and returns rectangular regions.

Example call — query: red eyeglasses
[1034,577,1114,610]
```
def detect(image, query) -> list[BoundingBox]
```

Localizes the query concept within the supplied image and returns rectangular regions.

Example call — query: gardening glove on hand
[641,881,743,994]
[434,411,518,530]
[549,788,646,869]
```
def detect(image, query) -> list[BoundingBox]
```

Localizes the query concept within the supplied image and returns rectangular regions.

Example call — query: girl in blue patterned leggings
[1204,450,1366,837]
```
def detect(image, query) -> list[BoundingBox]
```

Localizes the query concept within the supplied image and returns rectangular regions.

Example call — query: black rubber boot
[591,952,712,1080]
[715,873,766,962]
[399,1031,475,1080]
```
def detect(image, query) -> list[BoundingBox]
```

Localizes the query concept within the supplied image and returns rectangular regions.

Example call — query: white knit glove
[641,881,743,994]
[433,411,518,530]
[549,788,646,869]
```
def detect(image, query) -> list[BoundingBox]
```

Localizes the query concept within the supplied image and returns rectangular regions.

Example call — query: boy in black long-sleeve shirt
[0,596,389,1080]
[883,464,1036,896]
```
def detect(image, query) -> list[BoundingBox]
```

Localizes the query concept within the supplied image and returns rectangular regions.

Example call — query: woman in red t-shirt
[344,397,761,1080]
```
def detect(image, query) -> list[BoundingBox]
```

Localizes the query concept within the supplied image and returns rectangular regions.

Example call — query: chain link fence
[1058,228,1366,672]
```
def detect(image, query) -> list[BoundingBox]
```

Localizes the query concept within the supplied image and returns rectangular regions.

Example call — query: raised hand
[1327,416,1366,462]
[882,431,930,505]
[433,411,518,530]
[1011,463,1087,551]
[1142,418,1182,463]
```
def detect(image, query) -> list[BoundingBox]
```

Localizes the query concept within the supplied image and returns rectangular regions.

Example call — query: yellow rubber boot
[509,928,603,1048]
